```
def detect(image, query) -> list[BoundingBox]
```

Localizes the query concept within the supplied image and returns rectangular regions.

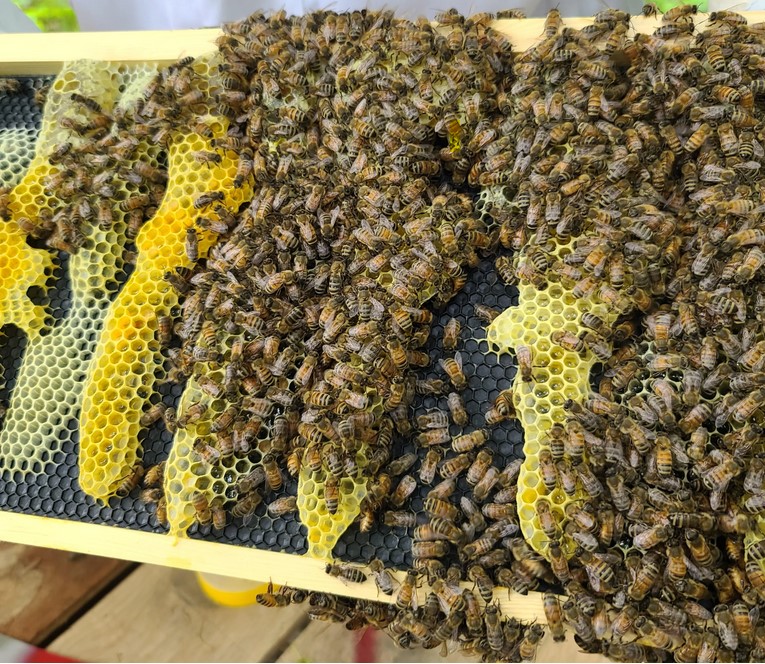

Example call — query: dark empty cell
[390,549,405,566]
[263,530,278,547]
[357,544,373,561]
[136,511,149,527]
[17,495,30,510]
[384,533,400,549]
[249,529,264,545]
[63,502,76,516]
[334,540,347,557]
[15,483,27,497]
[29,497,41,511]
[464,338,479,354]
[41,498,54,512]
[370,531,384,547]
[258,516,272,531]
[290,534,306,552]
[272,518,285,534]
[277,532,291,548]
[346,542,361,559]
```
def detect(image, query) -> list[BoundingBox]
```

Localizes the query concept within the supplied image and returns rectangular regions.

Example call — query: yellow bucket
[196,572,273,607]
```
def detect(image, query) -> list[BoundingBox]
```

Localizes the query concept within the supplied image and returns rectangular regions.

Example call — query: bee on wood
[368,559,397,596]
[325,563,367,584]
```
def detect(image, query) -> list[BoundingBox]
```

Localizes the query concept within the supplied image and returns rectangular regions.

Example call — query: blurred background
[7,0,765,33]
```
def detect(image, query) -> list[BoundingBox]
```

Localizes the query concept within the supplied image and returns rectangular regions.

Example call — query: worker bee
[417,447,442,489]
[518,624,545,661]
[452,429,487,453]
[445,392,468,427]
[439,352,467,390]
[267,496,297,517]
[191,491,212,526]
[324,563,367,583]
[194,191,225,209]
[368,559,397,596]
[262,453,283,492]
[395,571,418,611]
[443,318,461,350]
[115,463,144,497]
[139,402,167,428]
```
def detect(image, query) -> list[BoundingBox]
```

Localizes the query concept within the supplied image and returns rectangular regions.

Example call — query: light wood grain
[0,542,131,645]
[50,565,309,663]
[0,511,546,620]
[3,13,765,75]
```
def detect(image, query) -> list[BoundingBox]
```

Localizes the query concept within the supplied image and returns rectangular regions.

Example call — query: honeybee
[192,491,212,526]
[390,475,417,507]
[140,402,167,428]
[267,496,297,517]
[411,541,450,560]
[445,392,468,427]
[368,559,397,596]
[416,427,450,447]
[325,563,367,584]
[439,352,467,390]
[194,191,225,209]
[452,429,487,453]
[116,463,144,497]
[193,438,220,465]
[178,403,207,428]
[394,570,418,611]
[324,474,340,515]
[443,318,461,350]
[417,449,441,486]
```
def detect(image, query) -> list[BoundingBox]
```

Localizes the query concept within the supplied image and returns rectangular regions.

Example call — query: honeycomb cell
[0,64,165,476]
[487,233,617,560]
[79,116,253,501]
[297,458,368,561]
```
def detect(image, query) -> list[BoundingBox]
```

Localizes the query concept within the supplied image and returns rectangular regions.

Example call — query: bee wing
[242,509,257,527]
[454,351,463,371]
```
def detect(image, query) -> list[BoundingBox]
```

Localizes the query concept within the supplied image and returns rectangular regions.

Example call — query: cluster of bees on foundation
[10,4,765,662]
[471,4,765,663]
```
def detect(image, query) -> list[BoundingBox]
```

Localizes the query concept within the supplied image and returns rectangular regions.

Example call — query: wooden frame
[6,13,765,75]
[1,9,763,620]
[0,511,545,618]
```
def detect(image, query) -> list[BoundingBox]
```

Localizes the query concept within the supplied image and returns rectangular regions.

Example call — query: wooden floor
[0,543,606,663]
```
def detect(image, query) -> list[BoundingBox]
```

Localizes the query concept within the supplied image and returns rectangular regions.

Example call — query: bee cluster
[473,5,765,662]
[7,4,765,662]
